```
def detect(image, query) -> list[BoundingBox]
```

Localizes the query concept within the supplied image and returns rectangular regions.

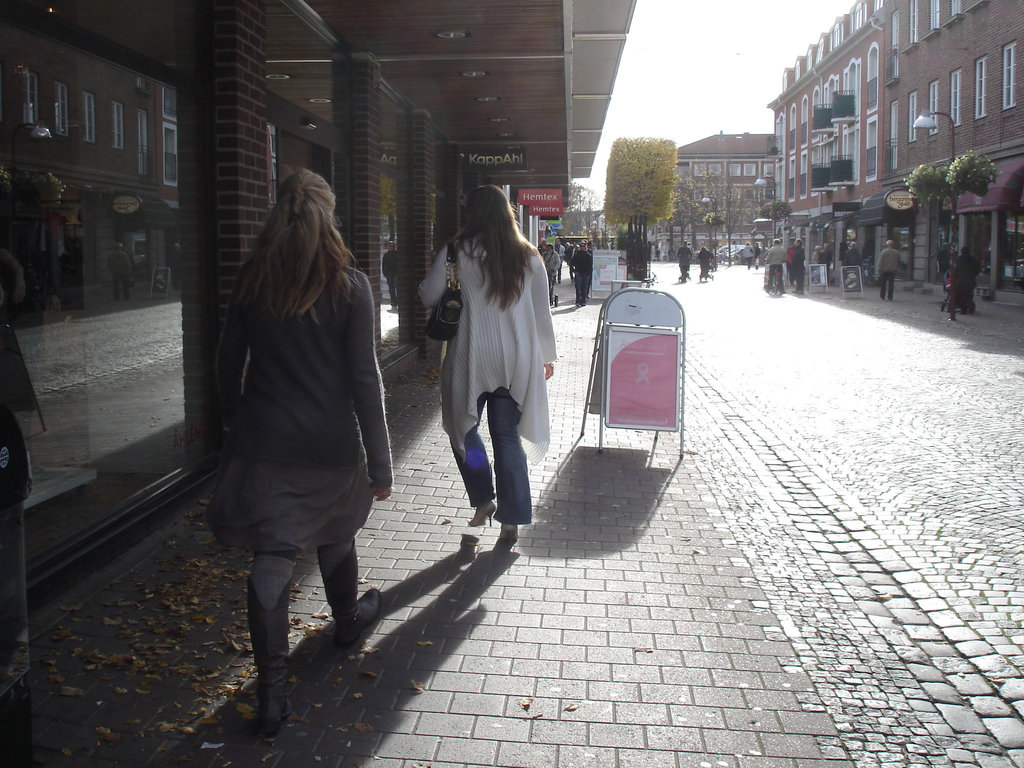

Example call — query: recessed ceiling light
[488,117,509,123]
[266,73,291,80]
[474,96,499,103]
[435,30,469,40]
[461,70,488,78]
[308,98,332,104]
[497,132,515,138]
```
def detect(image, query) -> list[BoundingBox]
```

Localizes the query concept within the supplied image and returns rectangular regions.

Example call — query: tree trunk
[626,215,648,281]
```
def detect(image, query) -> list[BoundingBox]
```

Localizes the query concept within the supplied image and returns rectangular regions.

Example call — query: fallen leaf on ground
[518,697,532,710]
[353,722,373,732]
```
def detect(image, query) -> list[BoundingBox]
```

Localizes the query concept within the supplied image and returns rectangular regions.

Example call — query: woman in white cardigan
[419,185,557,544]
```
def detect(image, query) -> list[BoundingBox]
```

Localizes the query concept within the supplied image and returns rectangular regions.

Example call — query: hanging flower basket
[31,172,65,207]
[761,200,792,220]
[703,212,725,227]
[947,150,997,196]
[905,163,950,202]
[0,165,10,197]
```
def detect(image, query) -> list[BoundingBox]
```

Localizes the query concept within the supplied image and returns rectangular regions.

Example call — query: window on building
[928,80,939,134]
[951,69,961,125]
[800,153,807,197]
[889,100,899,171]
[891,10,901,49]
[908,91,918,141]
[111,100,124,149]
[708,162,722,175]
[909,1,918,43]
[729,162,742,177]
[975,56,987,118]
[950,0,961,15]
[694,162,706,175]
[54,81,69,136]
[929,0,940,29]
[137,109,148,176]
[853,3,865,31]
[866,119,877,179]
[162,87,177,119]
[801,97,809,145]
[875,0,884,10]
[788,156,796,199]
[867,46,879,109]
[23,71,39,124]
[82,90,95,143]
[744,163,756,176]
[163,123,178,184]
[1003,43,1016,110]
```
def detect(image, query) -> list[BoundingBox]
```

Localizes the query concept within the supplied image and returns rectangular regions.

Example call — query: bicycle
[765,264,785,296]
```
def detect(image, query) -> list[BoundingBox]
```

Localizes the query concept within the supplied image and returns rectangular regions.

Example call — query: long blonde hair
[453,184,538,310]
[236,169,354,318]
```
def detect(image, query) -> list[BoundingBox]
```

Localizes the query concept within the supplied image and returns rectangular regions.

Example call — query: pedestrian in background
[418,184,556,545]
[573,240,594,306]
[108,241,133,300]
[381,240,399,306]
[209,169,393,737]
[677,241,693,282]
[791,238,805,294]
[876,239,901,301]
[765,238,787,294]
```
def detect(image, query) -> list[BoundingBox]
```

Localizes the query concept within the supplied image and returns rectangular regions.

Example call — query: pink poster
[606,329,680,429]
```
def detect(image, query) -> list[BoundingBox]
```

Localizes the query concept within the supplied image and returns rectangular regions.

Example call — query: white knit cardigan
[418,239,558,461]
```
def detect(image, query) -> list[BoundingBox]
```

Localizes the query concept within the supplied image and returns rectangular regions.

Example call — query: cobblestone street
[654,261,1024,766]
[26,261,1024,767]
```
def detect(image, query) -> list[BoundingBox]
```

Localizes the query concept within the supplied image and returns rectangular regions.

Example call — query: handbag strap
[445,242,460,290]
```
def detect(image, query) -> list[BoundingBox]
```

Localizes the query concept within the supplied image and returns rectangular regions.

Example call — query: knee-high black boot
[247,576,293,736]
[320,546,381,648]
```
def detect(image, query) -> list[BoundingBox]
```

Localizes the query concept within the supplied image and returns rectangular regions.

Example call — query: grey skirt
[206,456,373,553]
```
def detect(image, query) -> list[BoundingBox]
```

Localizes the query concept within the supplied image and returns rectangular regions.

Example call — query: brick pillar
[408,110,433,346]
[334,53,382,339]
[213,0,268,309]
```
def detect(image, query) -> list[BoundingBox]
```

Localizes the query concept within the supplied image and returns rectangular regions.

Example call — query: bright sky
[581,0,860,202]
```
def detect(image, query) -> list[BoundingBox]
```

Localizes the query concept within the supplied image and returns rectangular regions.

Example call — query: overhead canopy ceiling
[266,0,636,190]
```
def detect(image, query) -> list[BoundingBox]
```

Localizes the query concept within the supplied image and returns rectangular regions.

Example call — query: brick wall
[891,0,1024,169]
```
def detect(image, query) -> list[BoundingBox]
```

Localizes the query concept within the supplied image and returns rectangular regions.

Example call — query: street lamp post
[8,122,53,251]
[913,110,957,320]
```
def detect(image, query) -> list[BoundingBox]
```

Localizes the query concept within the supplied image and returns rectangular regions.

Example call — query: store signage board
[604,327,680,431]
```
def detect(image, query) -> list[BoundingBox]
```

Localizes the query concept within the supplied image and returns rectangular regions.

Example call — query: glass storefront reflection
[0,20,205,565]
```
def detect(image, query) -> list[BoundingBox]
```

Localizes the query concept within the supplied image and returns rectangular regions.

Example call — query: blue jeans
[452,388,532,525]
[574,272,591,305]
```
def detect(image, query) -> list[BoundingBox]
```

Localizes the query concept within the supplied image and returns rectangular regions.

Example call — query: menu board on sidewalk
[809,264,828,288]
[841,265,863,294]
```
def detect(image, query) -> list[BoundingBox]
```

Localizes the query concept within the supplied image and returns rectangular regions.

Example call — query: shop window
[0,19,205,573]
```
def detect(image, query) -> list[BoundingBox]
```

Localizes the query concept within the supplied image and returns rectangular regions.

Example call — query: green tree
[604,137,676,278]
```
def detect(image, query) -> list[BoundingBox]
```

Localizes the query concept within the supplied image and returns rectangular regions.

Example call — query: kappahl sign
[465,147,527,171]
[518,188,563,217]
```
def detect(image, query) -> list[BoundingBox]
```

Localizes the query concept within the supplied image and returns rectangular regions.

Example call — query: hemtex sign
[465,148,527,171]
[518,188,563,217]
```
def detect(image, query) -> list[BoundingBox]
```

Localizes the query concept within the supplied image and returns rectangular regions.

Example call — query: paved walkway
[25,266,1024,767]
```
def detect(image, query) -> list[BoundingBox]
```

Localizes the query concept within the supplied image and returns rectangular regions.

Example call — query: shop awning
[958,159,1024,214]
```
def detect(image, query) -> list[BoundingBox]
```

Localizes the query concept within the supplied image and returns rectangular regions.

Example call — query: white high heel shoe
[468,500,495,527]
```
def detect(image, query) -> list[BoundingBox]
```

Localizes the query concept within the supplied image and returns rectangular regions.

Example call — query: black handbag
[425,246,462,341]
